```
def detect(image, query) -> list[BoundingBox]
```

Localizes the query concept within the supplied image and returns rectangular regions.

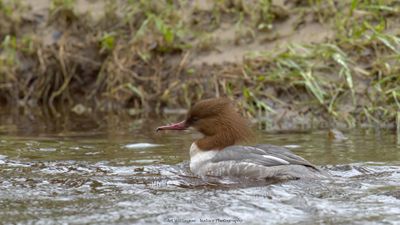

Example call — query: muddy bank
[0,0,399,129]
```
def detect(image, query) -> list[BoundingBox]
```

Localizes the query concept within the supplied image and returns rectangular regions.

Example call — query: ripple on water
[123,143,162,149]
[0,155,6,165]
[1,155,400,224]
[1,131,400,224]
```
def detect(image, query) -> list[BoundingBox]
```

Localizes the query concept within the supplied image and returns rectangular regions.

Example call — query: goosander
[157,98,323,180]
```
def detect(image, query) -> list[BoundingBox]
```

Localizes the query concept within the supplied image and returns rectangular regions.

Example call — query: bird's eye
[191,117,199,122]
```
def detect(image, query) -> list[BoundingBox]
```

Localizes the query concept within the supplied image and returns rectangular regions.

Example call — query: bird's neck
[196,133,237,151]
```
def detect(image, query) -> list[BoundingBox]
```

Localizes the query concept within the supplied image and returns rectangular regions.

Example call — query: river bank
[0,0,399,130]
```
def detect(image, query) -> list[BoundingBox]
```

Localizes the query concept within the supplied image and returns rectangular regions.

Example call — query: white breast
[189,143,218,176]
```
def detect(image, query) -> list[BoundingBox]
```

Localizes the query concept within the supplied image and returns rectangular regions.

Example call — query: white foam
[283,144,301,149]
[0,154,7,165]
[124,143,162,149]
[39,147,57,152]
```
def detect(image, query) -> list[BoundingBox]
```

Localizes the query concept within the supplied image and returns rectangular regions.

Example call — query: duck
[156,97,324,181]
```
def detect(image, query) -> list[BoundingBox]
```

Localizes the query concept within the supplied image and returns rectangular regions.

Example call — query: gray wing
[210,144,318,170]
[254,144,317,169]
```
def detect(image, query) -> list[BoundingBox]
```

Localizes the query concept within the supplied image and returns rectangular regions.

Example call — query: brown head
[156,98,253,150]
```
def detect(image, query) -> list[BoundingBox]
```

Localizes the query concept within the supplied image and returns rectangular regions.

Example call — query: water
[1,120,400,225]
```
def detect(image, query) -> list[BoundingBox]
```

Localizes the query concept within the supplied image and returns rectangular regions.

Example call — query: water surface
[0,121,400,225]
